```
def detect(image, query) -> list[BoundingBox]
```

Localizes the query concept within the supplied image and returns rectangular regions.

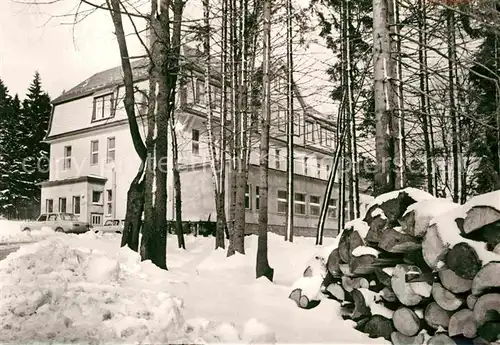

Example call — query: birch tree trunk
[285,0,295,242]
[446,9,459,203]
[256,0,274,281]
[388,0,404,189]
[373,0,393,195]
[232,0,247,255]
[203,0,226,249]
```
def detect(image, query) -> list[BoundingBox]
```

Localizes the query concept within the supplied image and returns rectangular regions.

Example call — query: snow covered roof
[51,46,210,105]
[38,175,107,187]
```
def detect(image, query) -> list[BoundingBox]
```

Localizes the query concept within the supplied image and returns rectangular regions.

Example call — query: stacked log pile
[290,188,500,345]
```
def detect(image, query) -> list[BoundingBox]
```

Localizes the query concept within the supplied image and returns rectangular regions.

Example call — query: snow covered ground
[0,220,55,243]
[0,224,388,344]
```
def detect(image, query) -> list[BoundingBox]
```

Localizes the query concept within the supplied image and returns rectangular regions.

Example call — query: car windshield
[60,213,79,221]
[104,220,113,226]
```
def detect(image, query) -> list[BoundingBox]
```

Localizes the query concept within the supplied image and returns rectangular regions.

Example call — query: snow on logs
[289,188,500,345]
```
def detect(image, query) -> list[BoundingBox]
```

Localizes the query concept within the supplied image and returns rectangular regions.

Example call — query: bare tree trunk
[142,3,159,253]
[217,0,230,248]
[418,0,434,195]
[227,0,243,256]
[373,0,393,195]
[338,155,346,229]
[344,0,359,220]
[203,0,226,249]
[107,0,147,251]
[285,0,294,242]
[171,123,185,249]
[446,9,459,203]
[388,0,404,189]
[256,0,273,281]
[141,0,185,269]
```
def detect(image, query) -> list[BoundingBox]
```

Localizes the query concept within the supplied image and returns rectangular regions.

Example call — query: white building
[41,47,373,236]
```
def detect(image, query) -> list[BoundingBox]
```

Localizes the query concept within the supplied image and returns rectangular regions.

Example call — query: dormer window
[92,93,114,122]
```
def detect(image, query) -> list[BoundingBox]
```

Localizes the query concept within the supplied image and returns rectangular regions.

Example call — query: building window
[295,193,306,215]
[255,186,260,210]
[107,137,115,163]
[306,121,314,142]
[317,163,321,178]
[63,146,72,170]
[73,196,81,215]
[92,190,103,205]
[90,140,99,165]
[192,129,200,155]
[277,107,286,132]
[91,213,103,226]
[245,184,251,210]
[277,190,287,213]
[322,127,333,147]
[326,164,330,176]
[310,195,321,216]
[294,112,302,137]
[93,93,114,121]
[328,198,338,219]
[212,86,220,108]
[46,199,53,213]
[195,79,205,104]
[275,149,281,170]
[304,156,308,176]
[59,197,67,213]
[106,189,113,216]
[344,203,350,221]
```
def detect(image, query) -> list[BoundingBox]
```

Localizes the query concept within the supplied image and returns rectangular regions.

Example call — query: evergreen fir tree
[0,79,23,217]
[20,72,52,211]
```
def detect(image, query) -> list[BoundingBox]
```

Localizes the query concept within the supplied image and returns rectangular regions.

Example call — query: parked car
[20,213,90,233]
[92,219,125,234]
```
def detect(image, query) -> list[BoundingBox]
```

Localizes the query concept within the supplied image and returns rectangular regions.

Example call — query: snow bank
[368,187,434,209]
[462,190,500,213]
[0,238,276,344]
[402,198,458,217]
[431,212,500,264]
[0,220,56,243]
[352,246,380,258]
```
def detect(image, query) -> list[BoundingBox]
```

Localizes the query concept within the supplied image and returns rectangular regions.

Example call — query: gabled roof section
[51,45,220,106]
[52,59,149,105]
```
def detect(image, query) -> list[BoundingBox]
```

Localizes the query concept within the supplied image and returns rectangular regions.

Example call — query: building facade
[41,49,373,237]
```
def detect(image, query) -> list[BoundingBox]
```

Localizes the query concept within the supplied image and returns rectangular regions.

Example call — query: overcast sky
[0,1,142,99]
[0,0,335,113]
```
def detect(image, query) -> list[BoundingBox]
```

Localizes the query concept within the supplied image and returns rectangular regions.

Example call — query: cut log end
[439,269,472,294]
[391,332,425,345]
[392,307,422,337]
[446,242,482,280]
[432,282,463,311]
[424,302,453,330]
[473,293,500,326]
[448,309,478,339]
[299,295,321,309]
[379,227,421,253]
[392,264,423,306]
[472,262,500,296]
[427,333,456,345]
[364,315,394,341]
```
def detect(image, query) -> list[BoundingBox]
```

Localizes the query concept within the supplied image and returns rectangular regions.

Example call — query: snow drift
[0,238,276,344]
